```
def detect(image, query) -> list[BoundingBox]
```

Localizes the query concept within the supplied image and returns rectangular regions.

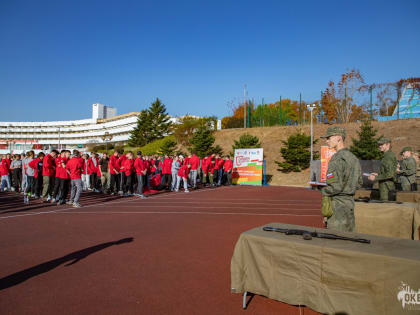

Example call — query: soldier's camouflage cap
[400,146,412,154]
[321,126,346,139]
[378,137,391,145]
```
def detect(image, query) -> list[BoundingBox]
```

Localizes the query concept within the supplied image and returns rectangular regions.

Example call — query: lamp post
[101,131,113,151]
[307,104,316,162]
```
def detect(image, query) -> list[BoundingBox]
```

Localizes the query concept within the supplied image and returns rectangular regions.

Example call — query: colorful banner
[232,148,264,185]
[320,146,336,183]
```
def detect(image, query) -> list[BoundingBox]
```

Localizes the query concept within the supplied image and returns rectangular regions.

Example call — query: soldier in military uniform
[321,126,362,232]
[397,146,417,191]
[368,138,397,201]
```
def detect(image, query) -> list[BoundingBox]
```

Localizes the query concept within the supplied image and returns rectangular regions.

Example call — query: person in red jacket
[88,153,99,191]
[215,154,224,186]
[28,152,45,198]
[201,156,209,186]
[161,155,173,190]
[142,156,150,189]
[66,150,84,208]
[118,152,127,195]
[51,150,71,204]
[58,150,71,204]
[208,158,217,187]
[223,155,234,186]
[51,150,64,203]
[81,153,90,191]
[176,162,191,193]
[189,153,200,189]
[0,154,11,192]
[108,150,120,195]
[183,155,191,167]
[134,151,147,198]
[121,152,134,196]
[41,150,58,201]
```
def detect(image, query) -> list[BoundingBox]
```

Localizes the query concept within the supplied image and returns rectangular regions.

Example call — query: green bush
[231,133,261,155]
[189,125,222,158]
[159,137,177,155]
[350,120,384,160]
[275,132,319,173]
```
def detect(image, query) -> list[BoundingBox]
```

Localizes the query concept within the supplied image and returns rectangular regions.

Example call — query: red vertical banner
[320,146,336,183]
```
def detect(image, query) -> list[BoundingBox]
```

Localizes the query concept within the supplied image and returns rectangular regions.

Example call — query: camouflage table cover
[231,223,420,315]
[355,202,418,239]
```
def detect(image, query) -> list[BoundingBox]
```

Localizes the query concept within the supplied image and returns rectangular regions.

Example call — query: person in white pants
[171,156,181,191]
[176,161,191,193]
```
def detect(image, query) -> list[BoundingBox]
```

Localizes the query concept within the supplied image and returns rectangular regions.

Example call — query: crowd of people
[0,150,234,208]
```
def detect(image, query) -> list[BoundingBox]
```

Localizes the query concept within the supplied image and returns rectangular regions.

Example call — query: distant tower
[92,103,117,121]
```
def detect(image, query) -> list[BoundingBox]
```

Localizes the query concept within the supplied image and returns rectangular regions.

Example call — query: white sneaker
[185,190,190,193]
[72,203,82,208]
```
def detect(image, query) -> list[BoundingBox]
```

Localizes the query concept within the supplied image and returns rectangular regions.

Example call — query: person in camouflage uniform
[368,138,397,201]
[321,126,362,232]
[397,146,417,191]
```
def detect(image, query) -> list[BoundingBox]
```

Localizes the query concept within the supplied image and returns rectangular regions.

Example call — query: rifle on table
[263,226,370,244]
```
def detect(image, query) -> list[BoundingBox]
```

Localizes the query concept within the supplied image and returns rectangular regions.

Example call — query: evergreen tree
[231,133,261,155]
[159,137,177,156]
[350,120,383,160]
[212,145,224,156]
[189,125,219,158]
[128,109,153,146]
[275,132,319,173]
[148,98,173,141]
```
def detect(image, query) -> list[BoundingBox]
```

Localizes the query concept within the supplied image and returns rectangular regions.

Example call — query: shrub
[350,120,383,160]
[231,133,261,155]
[275,132,319,173]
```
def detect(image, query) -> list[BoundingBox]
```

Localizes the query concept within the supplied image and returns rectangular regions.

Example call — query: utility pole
[299,93,302,125]
[397,87,400,120]
[244,85,247,128]
[262,97,264,127]
[369,86,373,120]
[249,98,253,128]
[279,96,282,125]
[307,104,316,162]
[58,127,61,151]
[344,84,348,123]
[320,91,324,123]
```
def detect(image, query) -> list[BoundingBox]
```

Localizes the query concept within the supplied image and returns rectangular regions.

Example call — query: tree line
[222,70,420,128]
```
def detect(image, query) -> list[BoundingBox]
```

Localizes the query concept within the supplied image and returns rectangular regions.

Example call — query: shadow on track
[0,237,134,290]
[0,192,125,215]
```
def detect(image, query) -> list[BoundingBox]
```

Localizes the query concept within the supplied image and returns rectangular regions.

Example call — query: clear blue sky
[1,0,419,121]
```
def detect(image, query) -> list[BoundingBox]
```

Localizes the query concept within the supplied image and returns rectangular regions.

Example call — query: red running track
[0,185,323,315]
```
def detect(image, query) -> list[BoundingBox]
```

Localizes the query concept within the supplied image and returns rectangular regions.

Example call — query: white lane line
[0,186,236,220]
[55,211,321,217]
[99,204,320,211]
[107,200,320,206]
[149,198,319,203]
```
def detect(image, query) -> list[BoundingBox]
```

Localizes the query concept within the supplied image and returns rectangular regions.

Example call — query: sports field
[0,186,323,315]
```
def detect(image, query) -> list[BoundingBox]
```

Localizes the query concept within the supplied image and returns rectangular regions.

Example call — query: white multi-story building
[0,104,174,154]
[0,104,221,154]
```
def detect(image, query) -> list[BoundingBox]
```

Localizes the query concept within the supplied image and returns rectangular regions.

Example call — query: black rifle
[263,226,370,244]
